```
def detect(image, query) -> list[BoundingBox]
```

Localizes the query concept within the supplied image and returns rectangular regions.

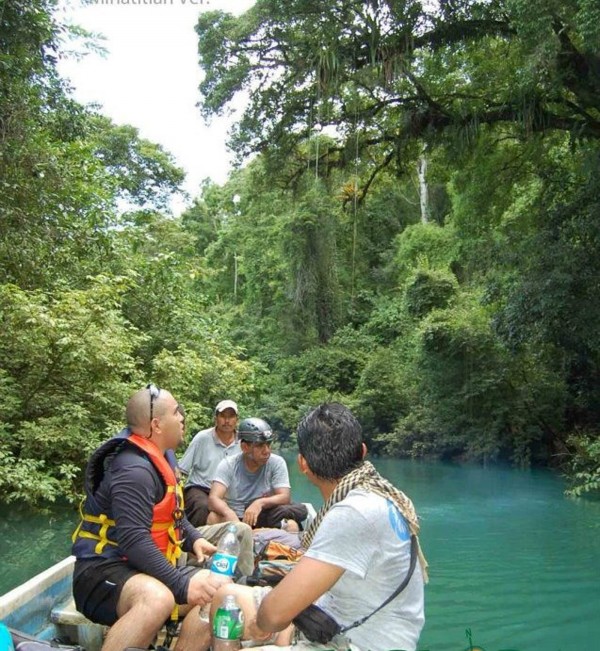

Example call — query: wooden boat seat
[50,597,90,626]
[50,597,107,649]
[50,598,174,649]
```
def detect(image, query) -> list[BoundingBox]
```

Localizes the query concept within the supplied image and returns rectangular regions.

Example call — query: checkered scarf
[301,460,429,582]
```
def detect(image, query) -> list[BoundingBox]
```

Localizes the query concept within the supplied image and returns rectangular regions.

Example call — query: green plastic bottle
[212,593,244,651]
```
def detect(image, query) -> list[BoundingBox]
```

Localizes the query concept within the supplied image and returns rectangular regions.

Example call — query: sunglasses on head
[146,383,160,424]
[146,384,187,429]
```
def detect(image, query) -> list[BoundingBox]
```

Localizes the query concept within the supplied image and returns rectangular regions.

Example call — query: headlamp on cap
[238,417,275,443]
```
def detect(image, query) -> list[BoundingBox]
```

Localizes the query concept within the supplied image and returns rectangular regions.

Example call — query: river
[1,457,599,651]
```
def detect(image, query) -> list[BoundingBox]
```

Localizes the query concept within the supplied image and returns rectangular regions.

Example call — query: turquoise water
[0,503,73,595]
[287,457,600,651]
[2,458,599,651]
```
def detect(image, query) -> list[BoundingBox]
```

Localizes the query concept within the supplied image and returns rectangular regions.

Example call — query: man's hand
[186,569,229,606]
[242,499,263,527]
[222,507,242,523]
[192,537,217,564]
[244,616,273,642]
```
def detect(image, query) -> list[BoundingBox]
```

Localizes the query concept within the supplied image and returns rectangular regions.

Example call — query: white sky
[57,0,256,214]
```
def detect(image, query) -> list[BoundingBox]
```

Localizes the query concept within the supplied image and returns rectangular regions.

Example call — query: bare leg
[175,605,212,651]
[274,624,294,645]
[101,574,174,651]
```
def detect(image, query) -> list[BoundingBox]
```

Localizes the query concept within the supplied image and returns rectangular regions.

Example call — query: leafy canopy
[197,0,600,190]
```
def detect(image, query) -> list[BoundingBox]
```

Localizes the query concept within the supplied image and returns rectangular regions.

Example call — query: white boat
[0,505,316,650]
[0,554,105,650]
[0,547,303,650]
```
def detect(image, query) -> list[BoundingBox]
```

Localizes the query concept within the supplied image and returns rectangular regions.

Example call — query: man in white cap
[179,399,240,527]
[180,399,256,577]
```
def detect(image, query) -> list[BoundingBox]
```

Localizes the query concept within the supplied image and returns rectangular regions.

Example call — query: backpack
[256,540,305,564]
[247,539,305,586]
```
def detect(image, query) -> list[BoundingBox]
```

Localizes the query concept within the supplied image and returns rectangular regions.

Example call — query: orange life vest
[72,432,183,565]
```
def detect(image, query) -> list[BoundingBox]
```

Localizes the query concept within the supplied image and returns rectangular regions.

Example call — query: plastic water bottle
[210,524,240,580]
[212,593,244,651]
[199,524,240,622]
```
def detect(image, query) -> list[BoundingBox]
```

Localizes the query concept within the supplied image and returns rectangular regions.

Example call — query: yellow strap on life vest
[165,484,182,622]
[72,499,119,553]
[71,498,89,543]
[164,484,184,565]
[150,520,182,564]
[74,513,118,554]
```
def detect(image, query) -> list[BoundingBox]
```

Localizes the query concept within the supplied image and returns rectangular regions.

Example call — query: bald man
[71,385,217,651]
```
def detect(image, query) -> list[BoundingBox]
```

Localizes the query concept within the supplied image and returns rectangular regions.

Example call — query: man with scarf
[204,402,428,651]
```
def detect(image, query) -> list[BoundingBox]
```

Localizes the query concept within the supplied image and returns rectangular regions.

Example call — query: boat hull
[0,555,104,650]
[0,504,316,650]
[0,556,74,640]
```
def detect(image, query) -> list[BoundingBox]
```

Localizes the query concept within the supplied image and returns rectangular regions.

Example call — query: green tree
[91,116,185,211]
[0,279,142,505]
[284,180,341,345]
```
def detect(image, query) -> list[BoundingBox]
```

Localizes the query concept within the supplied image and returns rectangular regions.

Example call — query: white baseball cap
[215,399,239,415]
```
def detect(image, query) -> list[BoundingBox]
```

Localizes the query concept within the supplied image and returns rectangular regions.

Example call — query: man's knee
[233,522,254,576]
[118,574,176,622]
[207,510,228,525]
[233,521,253,539]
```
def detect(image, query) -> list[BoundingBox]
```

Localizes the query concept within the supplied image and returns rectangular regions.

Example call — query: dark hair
[297,403,364,480]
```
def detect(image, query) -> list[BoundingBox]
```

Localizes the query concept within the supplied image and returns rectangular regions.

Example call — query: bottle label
[213,606,244,640]
[210,551,238,577]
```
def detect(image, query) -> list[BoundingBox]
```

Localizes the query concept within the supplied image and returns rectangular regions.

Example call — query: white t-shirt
[305,489,425,651]
[213,452,291,517]
[179,427,240,489]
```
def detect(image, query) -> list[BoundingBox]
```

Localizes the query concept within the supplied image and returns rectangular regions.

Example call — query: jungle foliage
[0,0,598,504]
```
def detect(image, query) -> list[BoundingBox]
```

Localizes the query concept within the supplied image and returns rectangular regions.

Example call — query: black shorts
[73,558,201,626]
[73,557,140,626]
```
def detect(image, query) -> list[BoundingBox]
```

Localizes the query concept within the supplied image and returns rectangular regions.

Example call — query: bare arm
[256,556,344,632]
[243,487,291,526]
[208,480,240,521]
